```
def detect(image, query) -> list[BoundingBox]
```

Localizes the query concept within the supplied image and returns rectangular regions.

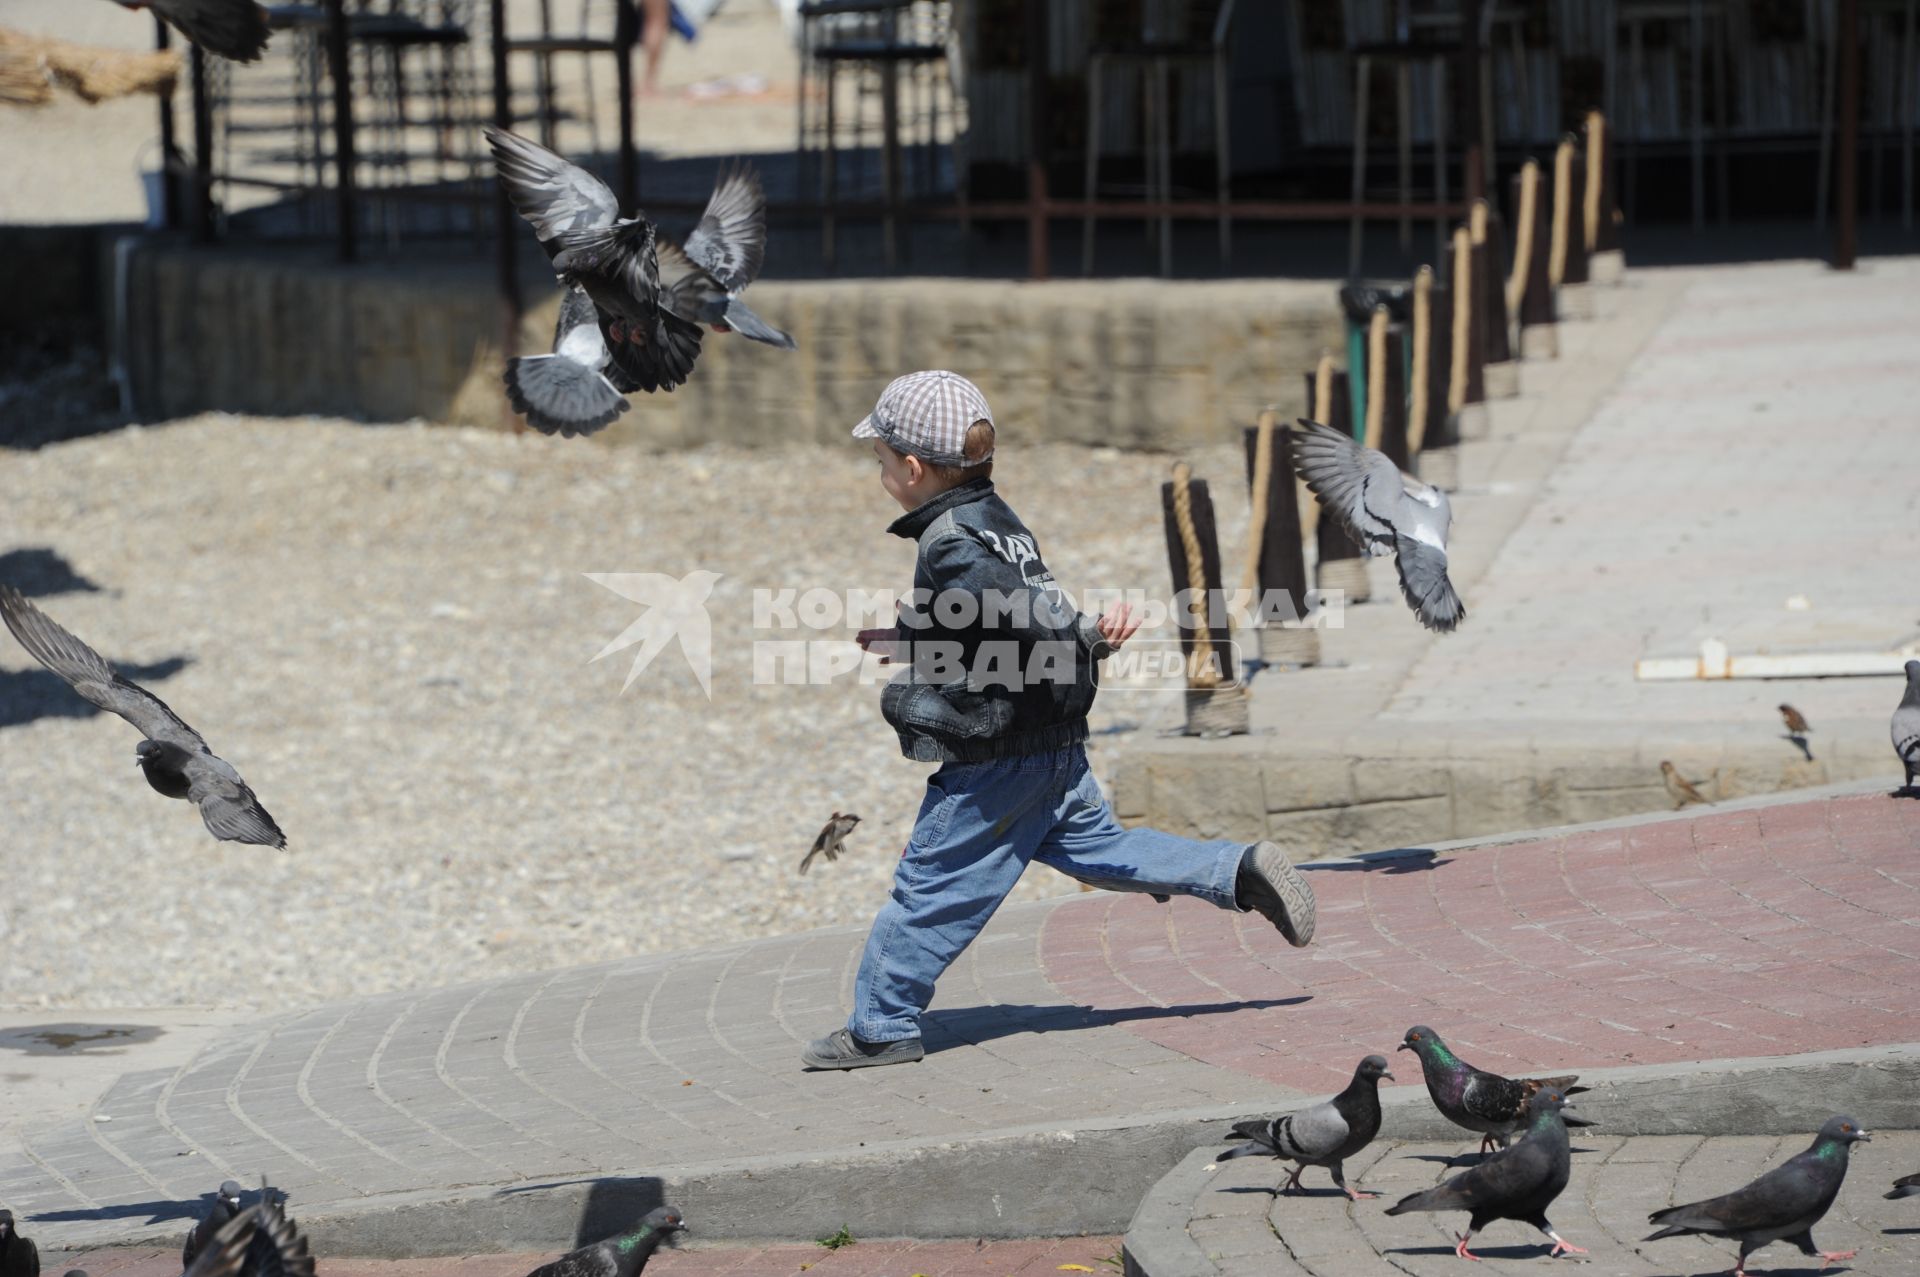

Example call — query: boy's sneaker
[801,1028,926,1071]
[1235,841,1316,947]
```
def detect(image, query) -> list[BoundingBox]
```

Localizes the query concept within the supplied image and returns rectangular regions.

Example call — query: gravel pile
[0,416,1249,1010]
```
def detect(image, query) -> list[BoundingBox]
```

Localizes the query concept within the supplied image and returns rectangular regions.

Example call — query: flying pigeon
[1887,1171,1920,1200]
[0,1210,38,1277]
[486,126,706,395]
[178,1205,256,1277]
[1289,418,1464,632]
[667,162,795,350]
[799,811,860,875]
[182,1180,245,1268]
[1218,1054,1394,1200]
[110,0,270,63]
[1661,760,1712,809]
[1385,1087,1586,1260]
[1400,1025,1588,1155]
[504,285,633,438]
[521,1206,686,1277]
[1894,660,1920,792]
[1645,1115,1869,1277]
[0,587,286,848]
[241,1185,314,1277]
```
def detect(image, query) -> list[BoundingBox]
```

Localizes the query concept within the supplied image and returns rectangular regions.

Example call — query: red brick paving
[1040,793,1920,1096]
[56,1237,1123,1277]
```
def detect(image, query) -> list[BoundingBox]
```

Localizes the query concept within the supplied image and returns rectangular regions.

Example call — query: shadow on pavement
[0,659,191,729]
[30,1189,219,1228]
[0,548,102,597]
[1304,850,1451,875]
[923,997,1310,1052]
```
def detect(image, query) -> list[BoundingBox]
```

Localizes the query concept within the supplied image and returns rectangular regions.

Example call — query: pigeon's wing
[1894,703,1920,770]
[1289,419,1405,554]
[1888,1172,1920,1199]
[244,1195,314,1277]
[149,0,271,62]
[551,220,663,306]
[1388,1136,1554,1215]
[1224,1117,1279,1152]
[1273,1099,1351,1161]
[799,819,837,875]
[653,238,733,323]
[526,1245,619,1277]
[603,312,704,394]
[186,756,287,849]
[1392,531,1464,632]
[682,162,768,291]
[0,586,208,750]
[485,127,621,242]
[1459,1071,1531,1126]
[1647,1161,1830,1237]
[181,1207,258,1277]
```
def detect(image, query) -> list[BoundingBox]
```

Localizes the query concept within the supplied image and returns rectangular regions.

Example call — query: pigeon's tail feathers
[152,0,272,62]
[1222,1118,1279,1156]
[1642,1223,1691,1242]
[505,354,631,437]
[720,300,796,350]
[1393,535,1465,632]
[1563,1112,1598,1129]
[605,314,704,393]
[1216,1141,1269,1162]
[1385,1183,1468,1216]
[1529,1077,1586,1096]
[1644,1202,1721,1238]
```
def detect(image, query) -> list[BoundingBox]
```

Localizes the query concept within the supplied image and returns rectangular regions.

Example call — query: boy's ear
[902,452,927,485]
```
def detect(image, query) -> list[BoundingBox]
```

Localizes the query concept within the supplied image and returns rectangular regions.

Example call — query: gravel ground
[0,416,1249,1010]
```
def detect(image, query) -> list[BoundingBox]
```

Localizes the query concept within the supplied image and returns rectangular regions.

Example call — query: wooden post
[1551,134,1593,318]
[1451,225,1489,439]
[1510,159,1558,360]
[1586,109,1625,282]
[1244,414,1320,667]
[1413,265,1461,490]
[1306,362,1373,603]
[1474,199,1517,398]
[1162,465,1248,735]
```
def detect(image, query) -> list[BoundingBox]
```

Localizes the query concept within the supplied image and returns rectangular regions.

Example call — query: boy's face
[872,438,939,511]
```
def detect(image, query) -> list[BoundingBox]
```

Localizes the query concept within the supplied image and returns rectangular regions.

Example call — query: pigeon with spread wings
[671,162,794,350]
[1290,417,1464,632]
[0,587,285,848]
[110,0,270,64]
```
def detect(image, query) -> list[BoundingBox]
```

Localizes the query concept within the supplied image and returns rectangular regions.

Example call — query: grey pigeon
[1645,1115,1869,1276]
[1400,1025,1588,1155]
[1385,1087,1587,1260]
[0,1211,38,1277]
[668,163,795,350]
[240,1186,313,1277]
[1894,660,1920,792]
[799,811,860,875]
[110,0,270,63]
[179,1206,255,1277]
[1887,1171,1920,1200]
[0,587,286,848]
[486,126,706,395]
[504,285,632,437]
[1218,1054,1394,1200]
[1290,418,1464,632]
[521,1206,686,1277]
[182,1180,245,1268]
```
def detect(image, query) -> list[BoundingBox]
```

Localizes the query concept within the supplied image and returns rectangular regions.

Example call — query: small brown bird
[1778,704,1811,736]
[799,812,860,874]
[1660,761,1712,809]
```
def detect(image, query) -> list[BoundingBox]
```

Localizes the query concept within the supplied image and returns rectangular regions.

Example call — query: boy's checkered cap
[851,370,995,467]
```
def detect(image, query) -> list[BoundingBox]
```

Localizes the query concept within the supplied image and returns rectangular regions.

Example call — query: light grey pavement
[1116,260,1920,853]
[1127,1133,1920,1277]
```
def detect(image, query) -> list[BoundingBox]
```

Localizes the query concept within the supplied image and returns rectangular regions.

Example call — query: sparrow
[1660,760,1712,810]
[799,812,860,875]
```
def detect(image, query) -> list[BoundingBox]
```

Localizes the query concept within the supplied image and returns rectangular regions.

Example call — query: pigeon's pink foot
[1343,1188,1382,1201]
[1280,1168,1304,1194]
[712,321,733,333]
[1548,1240,1587,1258]
[1818,1251,1857,1269]
[607,319,625,343]
[1455,1234,1482,1262]
[1479,1136,1497,1155]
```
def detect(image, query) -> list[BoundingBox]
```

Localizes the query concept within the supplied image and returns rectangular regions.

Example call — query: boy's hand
[856,626,903,663]
[1096,602,1141,650]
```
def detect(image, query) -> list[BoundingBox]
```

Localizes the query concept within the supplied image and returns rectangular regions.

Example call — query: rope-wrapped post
[1243,411,1319,668]
[1304,359,1373,603]
[1450,225,1490,440]
[1551,133,1593,320]
[1586,108,1625,284]
[1411,264,1460,491]
[1473,199,1518,399]
[1510,157,1558,360]
[1162,464,1249,736]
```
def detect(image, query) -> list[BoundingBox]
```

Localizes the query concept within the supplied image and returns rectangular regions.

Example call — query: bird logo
[584,570,722,698]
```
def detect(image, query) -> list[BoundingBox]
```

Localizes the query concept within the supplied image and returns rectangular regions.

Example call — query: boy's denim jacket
[881,478,1114,763]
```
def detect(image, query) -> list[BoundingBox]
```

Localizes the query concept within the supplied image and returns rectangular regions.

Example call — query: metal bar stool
[1604,0,1732,229]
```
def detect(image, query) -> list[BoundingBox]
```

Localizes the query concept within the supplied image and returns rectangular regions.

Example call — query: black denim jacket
[880,478,1113,762]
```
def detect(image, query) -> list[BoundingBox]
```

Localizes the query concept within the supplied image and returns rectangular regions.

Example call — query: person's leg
[638,0,670,96]
[1034,749,1316,947]
[804,755,1059,1068]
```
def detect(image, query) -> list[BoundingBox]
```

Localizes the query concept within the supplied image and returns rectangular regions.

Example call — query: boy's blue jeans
[849,743,1249,1043]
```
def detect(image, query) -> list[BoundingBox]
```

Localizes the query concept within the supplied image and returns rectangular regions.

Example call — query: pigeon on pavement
[1894,660,1920,792]
[504,285,633,437]
[182,1180,245,1268]
[521,1207,686,1277]
[487,127,706,395]
[668,162,794,350]
[110,0,270,63]
[0,1210,38,1277]
[1661,760,1712,809]
[799,812,860,875]
[1289,417,1464,632]
[0,588,286,848]
[1219,1054,1394,1200]
[1645,1115,1869,1276]
[1385,1087,1587,1260]
[1887,1171,1920,1200]
[1400,1026,1588,1155]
